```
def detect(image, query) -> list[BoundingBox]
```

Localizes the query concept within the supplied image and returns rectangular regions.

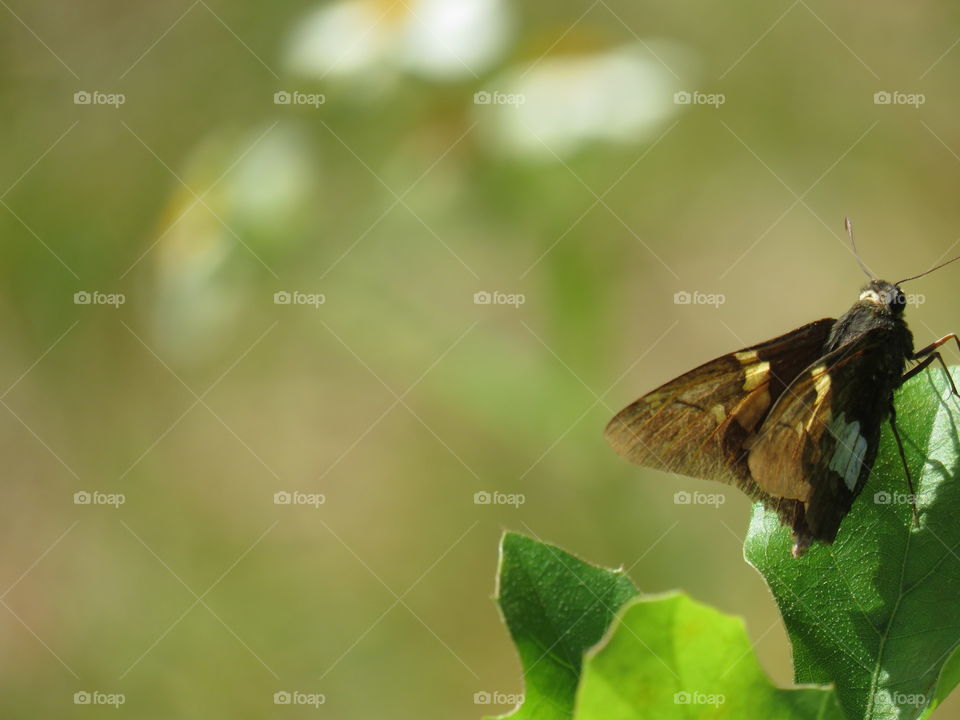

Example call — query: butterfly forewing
[605,319,836,500]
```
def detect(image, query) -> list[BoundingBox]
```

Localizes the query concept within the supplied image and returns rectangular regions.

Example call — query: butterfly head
[858,280,906,315]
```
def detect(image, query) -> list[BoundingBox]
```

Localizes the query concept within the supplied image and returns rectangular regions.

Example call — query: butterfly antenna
[897,251,960,285]
[845,217,875,281]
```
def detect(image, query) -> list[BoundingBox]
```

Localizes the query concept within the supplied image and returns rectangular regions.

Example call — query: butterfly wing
[605,319,835,500]
[747,327,898,547]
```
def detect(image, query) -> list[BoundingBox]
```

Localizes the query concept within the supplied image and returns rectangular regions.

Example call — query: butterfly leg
[906,334,960,396]
[888,402,920,527]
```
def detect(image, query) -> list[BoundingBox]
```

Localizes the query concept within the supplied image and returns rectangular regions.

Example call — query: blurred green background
[3,1,960,717]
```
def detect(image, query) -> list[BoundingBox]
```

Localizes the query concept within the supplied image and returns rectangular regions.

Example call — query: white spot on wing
[827,414,868,491]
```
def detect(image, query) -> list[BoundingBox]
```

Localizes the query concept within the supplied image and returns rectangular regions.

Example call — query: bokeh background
[3,1,960,717]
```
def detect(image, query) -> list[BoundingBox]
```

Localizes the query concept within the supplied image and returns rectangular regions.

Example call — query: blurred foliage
[3,1,960,718]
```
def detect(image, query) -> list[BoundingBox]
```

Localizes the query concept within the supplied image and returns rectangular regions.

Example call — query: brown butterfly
[605,220,960,556]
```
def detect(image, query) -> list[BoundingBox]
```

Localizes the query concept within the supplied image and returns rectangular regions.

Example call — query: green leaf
[746,368,960,719]
[490,532,638,720]
[574,592,845,720]
[492,533,841,719]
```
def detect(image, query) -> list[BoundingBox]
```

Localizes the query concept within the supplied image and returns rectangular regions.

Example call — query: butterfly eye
[891,290,907,313]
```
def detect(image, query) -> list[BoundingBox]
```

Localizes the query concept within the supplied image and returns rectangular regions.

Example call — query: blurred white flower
[150,126,318,362]
[396,0,510,79]
[223,129,314,240]
[285,1,393,79]
[478,43,685,159]
[285,0,511,82]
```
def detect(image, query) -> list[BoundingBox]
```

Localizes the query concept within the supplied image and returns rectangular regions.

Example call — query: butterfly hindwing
[604,319,836,500]
[747,327,898,544]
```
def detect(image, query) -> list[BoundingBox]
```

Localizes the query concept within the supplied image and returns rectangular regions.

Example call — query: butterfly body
[606,279,936,556]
